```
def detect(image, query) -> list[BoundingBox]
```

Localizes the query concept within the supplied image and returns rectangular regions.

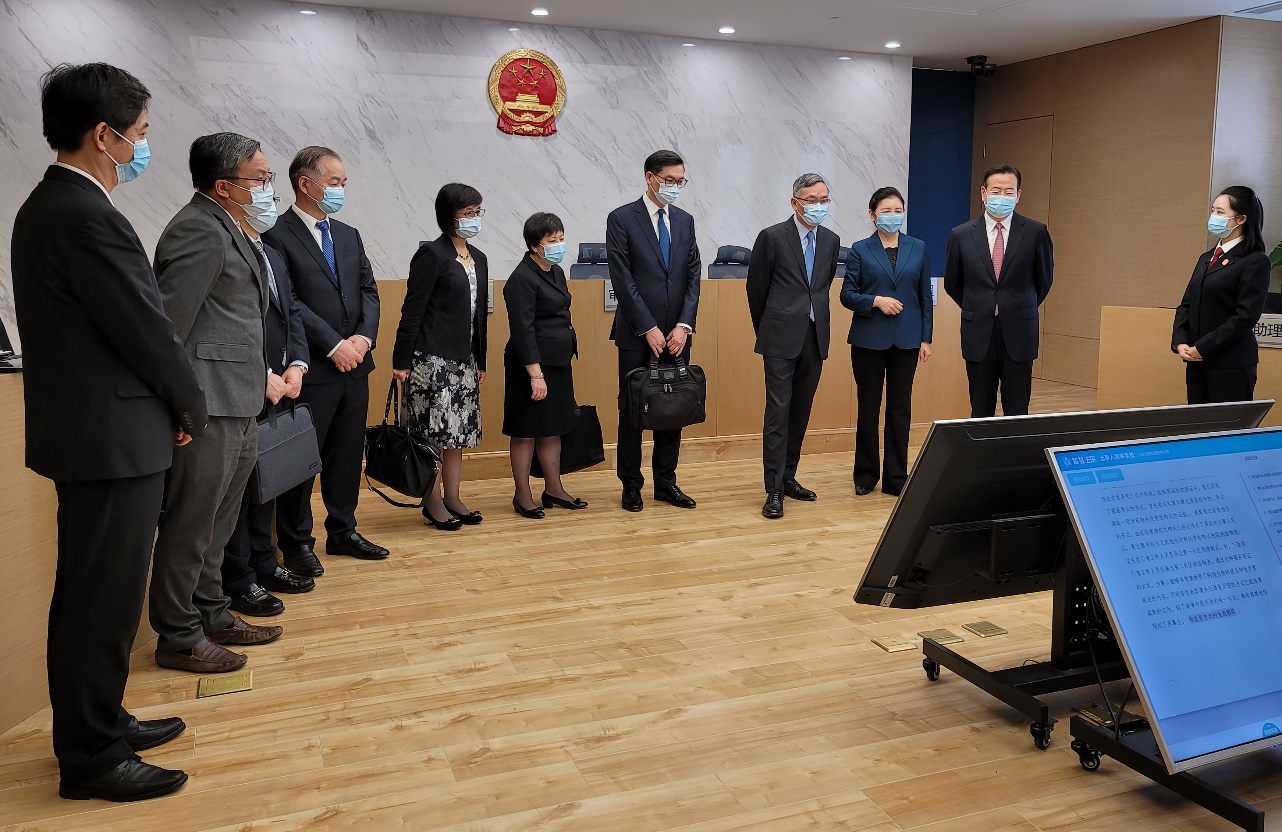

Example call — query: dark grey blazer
[746,217,841,360]
[154,194,268,418]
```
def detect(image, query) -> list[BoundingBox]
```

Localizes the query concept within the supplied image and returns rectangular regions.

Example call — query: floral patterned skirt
[404,352,482,449]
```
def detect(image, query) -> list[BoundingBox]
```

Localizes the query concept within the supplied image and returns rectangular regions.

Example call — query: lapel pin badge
[1223,259,1230,266]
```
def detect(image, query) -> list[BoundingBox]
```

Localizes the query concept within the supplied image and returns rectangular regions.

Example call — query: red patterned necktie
[992,222,1005,279]
[1210,246,1224,269]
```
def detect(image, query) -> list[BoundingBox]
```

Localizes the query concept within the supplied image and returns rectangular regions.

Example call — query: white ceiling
[293,0,1282,68]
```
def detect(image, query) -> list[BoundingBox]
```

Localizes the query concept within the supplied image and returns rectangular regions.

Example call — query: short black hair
[1219,185,1266,255]
[289,145,342,191]
[982,164,1022,190]
[40,63,151,152]
[523,212,565,251]
[868,186,905,212]
[189,132,262,192]
[645,149,684,176]
[435,183,483,237]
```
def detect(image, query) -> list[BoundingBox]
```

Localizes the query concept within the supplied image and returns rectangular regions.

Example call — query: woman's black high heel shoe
[513,498,545,519]
[541,492,588,510]
[445,504,483,525]
[423,505,463,531]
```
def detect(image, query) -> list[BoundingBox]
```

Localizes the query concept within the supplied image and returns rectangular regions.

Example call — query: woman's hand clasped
[1176,344,1203,362]
[530,377,547,401]
[873,296,904,316]
[391,368,411,382]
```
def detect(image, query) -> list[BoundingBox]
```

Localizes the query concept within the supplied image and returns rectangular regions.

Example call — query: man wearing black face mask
[12,62,205,801]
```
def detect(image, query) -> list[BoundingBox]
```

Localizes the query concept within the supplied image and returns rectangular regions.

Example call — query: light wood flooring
[4,381,1278,831]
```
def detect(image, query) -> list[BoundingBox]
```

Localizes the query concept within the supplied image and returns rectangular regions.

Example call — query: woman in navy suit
[1172,185,1270,404]
[841,187,933,496]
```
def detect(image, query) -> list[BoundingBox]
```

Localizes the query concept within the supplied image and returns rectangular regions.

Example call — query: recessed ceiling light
[682,42,695,47]
[299,9,317,14]
[508,26,519,31]
[885,41,902,49]
[718,26,735,34]
[837,55,852,61]
[531,7,549,15]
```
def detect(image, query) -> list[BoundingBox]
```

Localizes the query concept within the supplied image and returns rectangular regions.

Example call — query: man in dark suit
[943,164,1054,417]
[262,146,386,565]
[747,173,841,519]
[11,63,203,801]
[150,133,284,674]
[606,149,702,512]
[220,215,317,617]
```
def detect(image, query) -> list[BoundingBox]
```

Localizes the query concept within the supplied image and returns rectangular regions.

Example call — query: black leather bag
[364,380,440,507]
[249,402,322,505]
[622,356,707,432]
[531,405,606,477]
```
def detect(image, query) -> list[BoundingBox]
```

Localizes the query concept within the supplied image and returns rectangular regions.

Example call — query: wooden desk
[1098,306,1282,424]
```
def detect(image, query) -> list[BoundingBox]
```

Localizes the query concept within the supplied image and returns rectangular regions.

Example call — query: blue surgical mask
[985,194,1017,219]
[456,216,482,239]
[316,186,345,215]
[541,242,566,265]
[234,182,278,233]
[875,212,905,234]
[1207,214,1232,237]
[654,181,682,205]
[801,203,829,226]
[106,128,150,185]
[244,198,278,233]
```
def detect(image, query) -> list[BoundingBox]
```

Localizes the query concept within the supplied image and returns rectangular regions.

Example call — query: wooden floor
[3,381,1278,831]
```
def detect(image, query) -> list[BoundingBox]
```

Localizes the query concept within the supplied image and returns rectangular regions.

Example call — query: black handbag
[531,405,606,477]
[622,356,707,432]
[248,402,322,505]
[364,380,440,507]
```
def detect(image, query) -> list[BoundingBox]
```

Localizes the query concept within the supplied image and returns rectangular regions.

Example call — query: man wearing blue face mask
[747,173,841,518]
[943,164,1054,418]
[150,133,283,675]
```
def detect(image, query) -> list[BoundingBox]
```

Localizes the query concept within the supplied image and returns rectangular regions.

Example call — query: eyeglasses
[795,197,832,206]
[228,172,276,186]
[652,175,689,188]
[456,208,486,219]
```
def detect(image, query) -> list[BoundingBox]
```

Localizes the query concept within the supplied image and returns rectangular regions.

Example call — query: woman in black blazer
[392,183,489,531]
[1173,185,1270,404]
[503,212,585,519]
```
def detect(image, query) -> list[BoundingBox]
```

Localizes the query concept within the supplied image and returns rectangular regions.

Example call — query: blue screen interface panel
[1050,428,1282,773]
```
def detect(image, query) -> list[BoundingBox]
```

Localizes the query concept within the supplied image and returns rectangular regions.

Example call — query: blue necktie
[804,230,816,285]
[657,209,671,270]
[316,220,337,278]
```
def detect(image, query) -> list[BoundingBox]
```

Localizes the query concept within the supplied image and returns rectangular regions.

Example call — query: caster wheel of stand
[923,658,941,682]
[1030,722,1053,750]
[1071,739,1101,771]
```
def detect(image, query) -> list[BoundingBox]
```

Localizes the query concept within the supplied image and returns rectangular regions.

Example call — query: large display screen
[1049,428,1282,773]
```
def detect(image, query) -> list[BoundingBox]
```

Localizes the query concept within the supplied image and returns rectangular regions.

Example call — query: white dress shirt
[642,192,693,333]
[983,210,1011,255]
[54,162,113,205]
[290,203,373,356]
[1216,236,1243,256]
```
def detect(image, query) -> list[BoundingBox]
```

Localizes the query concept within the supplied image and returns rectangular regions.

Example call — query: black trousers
[222,489,280,597]
[852,346,919,493]
[1186,363,1257,404]
[617,344,691,491]
[277,374,369,551]
[966,323,1032,417]
[762,323,824,492]
[50,472,165,781]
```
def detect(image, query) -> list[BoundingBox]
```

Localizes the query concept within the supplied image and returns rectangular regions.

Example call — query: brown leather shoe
[206,615,283,646]
[155,637,247,674]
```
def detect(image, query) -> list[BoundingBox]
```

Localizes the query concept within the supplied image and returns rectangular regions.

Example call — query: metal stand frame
[919,535,1128,749]
[1069,717,1265,832]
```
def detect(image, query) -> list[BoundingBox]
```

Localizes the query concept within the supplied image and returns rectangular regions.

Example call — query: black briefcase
[623,356,707,432]
[531,405,606,477]
[364,380,440,507]
[249,402,322,504]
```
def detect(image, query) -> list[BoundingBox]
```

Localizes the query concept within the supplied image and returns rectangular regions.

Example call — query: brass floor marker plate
[963,620,1009,638]
[872,634,916,653]
[196,670,253,698]
[917,628,964,645]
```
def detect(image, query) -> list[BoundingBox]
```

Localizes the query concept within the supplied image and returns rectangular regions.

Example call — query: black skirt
[502,349,577,438]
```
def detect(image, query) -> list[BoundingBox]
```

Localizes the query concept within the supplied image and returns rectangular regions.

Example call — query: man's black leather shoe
[229,584,284,617]
[855,484,875,496]
[59,756,188,802]
[655,485,696,509]
[762,491,784,519]
[261,566,315,594]
[621,487,643,512]
[284,545,324,578]
[124,716,185,752]
[326,532,389,560]
[783,479,817,501]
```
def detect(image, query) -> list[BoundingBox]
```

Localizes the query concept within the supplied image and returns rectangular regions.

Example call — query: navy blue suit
[606,197,702,490]
[841,233,933,493]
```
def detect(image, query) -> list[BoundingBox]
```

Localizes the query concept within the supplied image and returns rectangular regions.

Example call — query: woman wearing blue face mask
[391,183,489,531]
[841,186,933,497]
[503,212,584,518]
[1172,185,1271,404]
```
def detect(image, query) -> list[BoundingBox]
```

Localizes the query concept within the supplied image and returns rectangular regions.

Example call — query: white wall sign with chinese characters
[604,281,619,312]
[1254,314,1282,349]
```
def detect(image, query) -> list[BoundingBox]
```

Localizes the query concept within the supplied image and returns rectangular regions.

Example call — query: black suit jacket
[11,166,207,482]
[747,217,840,360]
[606,197,702,352]
[943,214,1054,363]
[391,235,489,371]
[262,207,380,384]
[1172,245,1271,369]
[262,242,310,376]
[503,253,577,367]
